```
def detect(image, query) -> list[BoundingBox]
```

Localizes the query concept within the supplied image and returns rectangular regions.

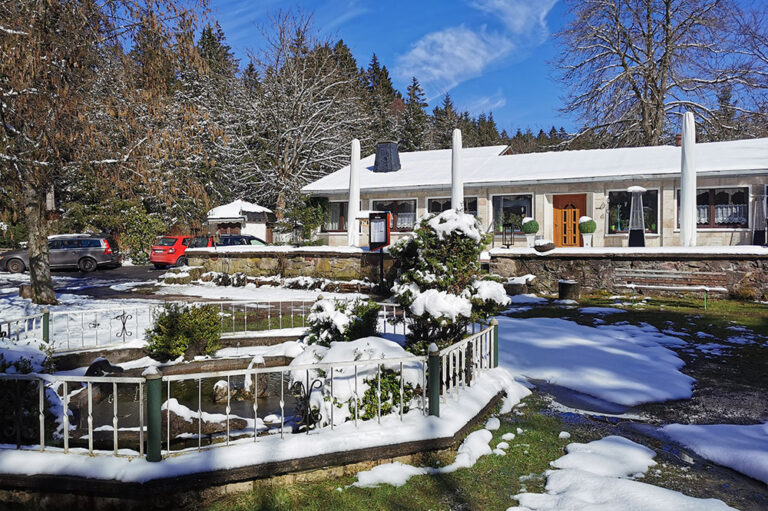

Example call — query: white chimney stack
[451,129,464,211]
[680,112,697,247]
[347,138,361,246]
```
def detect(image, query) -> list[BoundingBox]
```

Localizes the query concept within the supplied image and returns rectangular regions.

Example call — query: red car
[149,235,215,269]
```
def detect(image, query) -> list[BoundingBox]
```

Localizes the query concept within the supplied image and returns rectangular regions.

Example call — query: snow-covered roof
[302,138,768,195]
[207,199,272,220]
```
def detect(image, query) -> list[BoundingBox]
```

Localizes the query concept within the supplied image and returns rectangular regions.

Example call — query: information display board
[369,211,390,251]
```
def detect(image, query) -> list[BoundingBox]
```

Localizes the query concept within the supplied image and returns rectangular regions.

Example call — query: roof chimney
[372,141,401,173]
[675,133,682,147]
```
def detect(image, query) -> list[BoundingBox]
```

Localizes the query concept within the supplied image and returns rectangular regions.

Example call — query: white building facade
[302,139,768,248]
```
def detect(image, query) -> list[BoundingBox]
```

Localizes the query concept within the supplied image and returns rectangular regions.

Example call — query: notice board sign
[369,212,390,251]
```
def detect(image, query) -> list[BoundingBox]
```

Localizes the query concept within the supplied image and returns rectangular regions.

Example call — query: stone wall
[490,251,768,299]
[187,248,394,282]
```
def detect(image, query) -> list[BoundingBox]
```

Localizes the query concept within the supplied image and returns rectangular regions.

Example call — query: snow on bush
[521,217,539,234]
[578,216,597,234]
[289,337,422,428]
[305,298,380,347]
[390,208,510,353]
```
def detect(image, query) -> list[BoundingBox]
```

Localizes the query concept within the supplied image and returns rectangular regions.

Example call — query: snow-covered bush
[146,303,221,360]
[521,217,539,234]
[578,216,597,234]
[390,209,510,353]
[289,337,421,428]
[305,298,381,347]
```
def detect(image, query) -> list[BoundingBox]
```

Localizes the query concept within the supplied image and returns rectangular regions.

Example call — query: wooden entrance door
[553,194,587,247]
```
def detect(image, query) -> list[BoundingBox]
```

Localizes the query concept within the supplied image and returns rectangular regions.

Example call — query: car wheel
[6,258,25,273]
[175,257,188,267]
[78,257,97,272]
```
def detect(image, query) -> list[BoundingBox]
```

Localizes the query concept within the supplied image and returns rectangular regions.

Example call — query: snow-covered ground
[509,436,736,510]
[496,316,693,406]
[662,422,768,484]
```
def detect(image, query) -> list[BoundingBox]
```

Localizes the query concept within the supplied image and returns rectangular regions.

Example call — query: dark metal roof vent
[372,141,401,173]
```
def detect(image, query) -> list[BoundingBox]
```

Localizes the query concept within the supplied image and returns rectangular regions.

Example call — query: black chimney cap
[373,141,401,173]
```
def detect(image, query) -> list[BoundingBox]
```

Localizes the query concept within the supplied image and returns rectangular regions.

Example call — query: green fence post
[490,318,499,368]
[428,343,440,417]
[146,371,163,462]
[42,308,49,345]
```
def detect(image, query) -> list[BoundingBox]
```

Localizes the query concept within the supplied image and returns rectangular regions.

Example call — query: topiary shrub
[390,209,510,354]
[579,217,597,234]
[146,304,221,360]
[305,298,381,347]
[521,217,539,234]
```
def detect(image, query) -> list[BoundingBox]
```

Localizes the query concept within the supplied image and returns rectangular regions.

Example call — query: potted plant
[578,216,596,247]
[521,217,539,247]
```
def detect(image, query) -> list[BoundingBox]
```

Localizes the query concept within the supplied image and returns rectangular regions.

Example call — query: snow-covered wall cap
[627,185,647,194]
[207,199,272,219]
[522,217,534,224]
[428,343,439,354]
[578,216,593,224]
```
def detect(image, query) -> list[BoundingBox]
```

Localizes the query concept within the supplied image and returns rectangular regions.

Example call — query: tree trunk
[23,180,57,305]
[275,192,286,220]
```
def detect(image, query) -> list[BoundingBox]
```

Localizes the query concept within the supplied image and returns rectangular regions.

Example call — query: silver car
[0,235,121,273]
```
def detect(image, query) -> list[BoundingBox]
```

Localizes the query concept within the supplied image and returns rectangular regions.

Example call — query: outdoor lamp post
[627,186,646,247]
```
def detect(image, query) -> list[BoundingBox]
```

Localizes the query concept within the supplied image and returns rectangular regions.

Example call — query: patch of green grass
[218,312,308,334]
[205,395,581,511]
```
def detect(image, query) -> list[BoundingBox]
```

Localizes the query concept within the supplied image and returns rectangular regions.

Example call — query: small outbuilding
[207,199,276,242]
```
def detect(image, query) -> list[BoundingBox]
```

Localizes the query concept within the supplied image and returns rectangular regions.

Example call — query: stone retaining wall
[490,251,768,299]
[187,248,394,282]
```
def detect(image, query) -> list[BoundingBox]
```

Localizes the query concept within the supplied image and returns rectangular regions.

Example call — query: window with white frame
[676,187,749,228]
[427,197,478,216]
[371,199,417,231]
[324,201,347,232]
[607,190,659,234]
[492,195,533,232]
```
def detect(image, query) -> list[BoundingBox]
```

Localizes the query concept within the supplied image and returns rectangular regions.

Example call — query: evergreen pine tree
[400,77,429,152]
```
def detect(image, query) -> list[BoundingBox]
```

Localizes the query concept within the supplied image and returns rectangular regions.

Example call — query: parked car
[187,236,214,249]
[149,236,193,269]
[216,235,268,247]
[0,234,120,273]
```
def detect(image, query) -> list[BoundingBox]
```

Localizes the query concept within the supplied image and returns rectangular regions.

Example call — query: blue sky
[212,0,571,133]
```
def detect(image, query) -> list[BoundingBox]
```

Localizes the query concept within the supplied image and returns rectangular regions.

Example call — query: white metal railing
[0,322,498,460]
[0,312,45,344]
[0,373,145,457]
[49,304,162,352]
[439,325,494,401]
[159,355,428,457]
[197,299,316,335]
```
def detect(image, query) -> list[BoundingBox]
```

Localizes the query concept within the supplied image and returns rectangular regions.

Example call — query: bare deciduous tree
[556,0,768,147]
[240,11,371,216]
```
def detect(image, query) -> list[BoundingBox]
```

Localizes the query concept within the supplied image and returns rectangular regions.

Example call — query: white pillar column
[347,139,361,246]
[451,129,464,211]
[680,112,697,247]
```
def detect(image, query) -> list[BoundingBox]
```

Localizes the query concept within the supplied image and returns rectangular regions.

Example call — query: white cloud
[471,0,558,36]
[394,0,557,98]
[395,26,513,95]
[464,90,507,114]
